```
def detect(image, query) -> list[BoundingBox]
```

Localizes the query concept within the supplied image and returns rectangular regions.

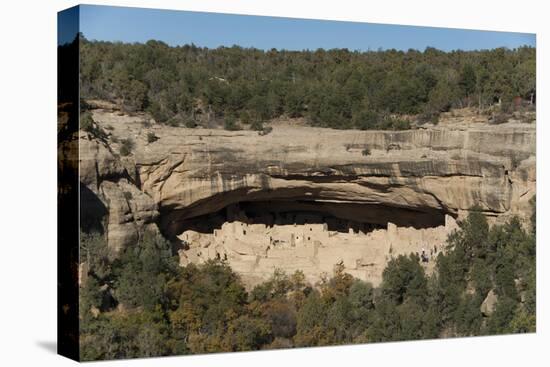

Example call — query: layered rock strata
[78,108,536,285]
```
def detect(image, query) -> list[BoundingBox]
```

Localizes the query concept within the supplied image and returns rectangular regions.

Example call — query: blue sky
[62,4,535,51]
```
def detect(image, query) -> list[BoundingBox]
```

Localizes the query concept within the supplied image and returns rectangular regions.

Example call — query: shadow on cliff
[160,199,450,241]
[80,183,108,234]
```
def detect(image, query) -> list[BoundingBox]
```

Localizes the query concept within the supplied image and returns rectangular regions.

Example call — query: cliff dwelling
[174,200,459,287]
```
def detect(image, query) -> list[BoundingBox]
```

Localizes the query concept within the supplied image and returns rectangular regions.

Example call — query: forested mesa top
[78,35,535,130]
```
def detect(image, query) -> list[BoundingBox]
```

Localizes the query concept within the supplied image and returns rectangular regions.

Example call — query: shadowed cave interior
[162,199,451,245]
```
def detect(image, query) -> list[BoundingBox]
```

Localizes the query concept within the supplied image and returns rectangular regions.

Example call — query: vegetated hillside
[79,35,535,130]
[79,205,535,360]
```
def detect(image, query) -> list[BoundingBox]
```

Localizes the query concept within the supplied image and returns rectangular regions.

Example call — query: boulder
[481,289,499,317]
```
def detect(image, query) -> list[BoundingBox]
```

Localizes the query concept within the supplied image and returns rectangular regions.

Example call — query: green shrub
[119,138,134,156]
[259,125,273,136]
[390,117,411,130]
[147,101,167,122]
[418,111,440,125]
[81,111,94,132]
[362,147,371,156]
[519,113,535,124]
[123,191,133,201]
[353,110,379,130]
[224,115,241,131]
[184,119,197,128]
[239,111,251,124]
[147,132,159,143]
[490,113,511,125]
[251,120,264,131]
[166,117,181,127]
[80,111,108,139]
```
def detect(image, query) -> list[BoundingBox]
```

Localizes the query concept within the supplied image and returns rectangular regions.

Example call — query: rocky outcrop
[481,289,499,317]
[133,121,534,237]
[80,109,536,266]
[78,130,159,254]
[98,180,158,254]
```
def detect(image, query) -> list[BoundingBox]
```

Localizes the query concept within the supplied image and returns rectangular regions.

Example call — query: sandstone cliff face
[80,109,536,276]
[78,131,159,254]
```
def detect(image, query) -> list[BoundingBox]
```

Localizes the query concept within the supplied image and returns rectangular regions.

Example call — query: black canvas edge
[58,5,81,362]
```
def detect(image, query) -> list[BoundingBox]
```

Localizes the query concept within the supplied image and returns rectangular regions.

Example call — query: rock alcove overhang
[143,154,521,247]
[156,186,455,241]
[75,110,536,255]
